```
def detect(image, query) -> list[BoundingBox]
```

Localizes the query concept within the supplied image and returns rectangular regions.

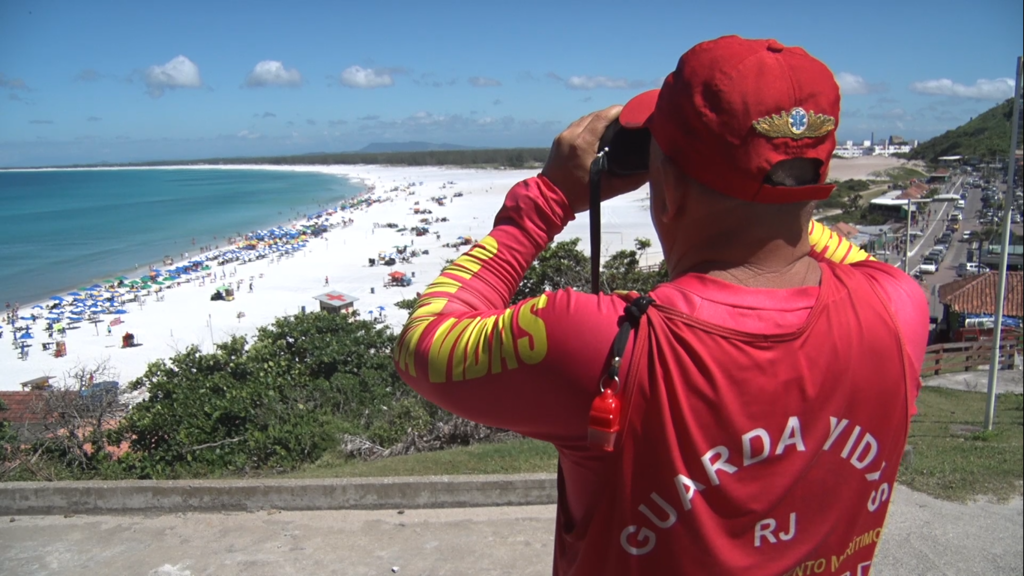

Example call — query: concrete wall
[0,474,558,516]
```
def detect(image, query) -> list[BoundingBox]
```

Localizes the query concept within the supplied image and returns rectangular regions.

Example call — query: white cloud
[909,78,1014,100]
[468,76,501,87]
[339,66,394,89]
[566,75,629,90]
[563,75,648,90]
[236,130,260,139]
[144,56,202,98]
[245,60,302,87]
[835,72,886,95]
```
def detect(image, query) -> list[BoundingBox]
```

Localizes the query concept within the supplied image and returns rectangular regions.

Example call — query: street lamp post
[983,55,1023,431]
[904,198,912,274]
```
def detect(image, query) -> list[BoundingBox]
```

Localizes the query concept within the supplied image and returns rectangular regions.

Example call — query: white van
[955,199,965,209]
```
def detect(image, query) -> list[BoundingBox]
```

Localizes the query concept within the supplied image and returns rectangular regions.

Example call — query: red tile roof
[833,222,861,239]
[0,391,51,425]
[939,271,1023,317]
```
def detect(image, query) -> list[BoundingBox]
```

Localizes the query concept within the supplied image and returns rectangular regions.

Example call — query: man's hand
[541,106,650,214]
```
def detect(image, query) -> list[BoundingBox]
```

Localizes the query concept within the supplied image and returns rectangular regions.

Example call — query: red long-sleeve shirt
[394,176,929,575]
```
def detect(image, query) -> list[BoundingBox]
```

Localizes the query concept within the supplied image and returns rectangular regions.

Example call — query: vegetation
[283,438,557,479]
[910,97,1023,163]
[513,237,668,302]
[899,388,1023,502]
[818,179,873,211]
[16,148,553,171]
[876,166,928,184]
[3,238,665,482]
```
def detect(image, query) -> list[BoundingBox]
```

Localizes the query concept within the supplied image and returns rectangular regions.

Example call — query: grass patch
[279,438,559,479]
[899,388,1023,502]
[872,166,928,182]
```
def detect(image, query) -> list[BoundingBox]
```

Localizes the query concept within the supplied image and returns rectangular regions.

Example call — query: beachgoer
[106,325,112,336]
[324,276,330,287]
[249,282,253,293]
[393,36,929,575]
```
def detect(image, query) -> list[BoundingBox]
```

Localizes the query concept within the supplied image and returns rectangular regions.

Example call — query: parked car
[957,262,990,277]
[919,259,939,274]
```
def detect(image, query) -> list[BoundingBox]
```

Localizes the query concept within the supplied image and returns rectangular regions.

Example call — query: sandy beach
[1,156,907,391]
[826,155,925,181]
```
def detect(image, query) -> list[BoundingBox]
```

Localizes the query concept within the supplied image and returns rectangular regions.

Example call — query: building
[312,290,359,315]
[832,222,861,240]
[937,271,1023,342]
[0,390,51,441]
[980,244,1024,271]
[870,190,923,218]
[834,142,864,158]
[926,168,951,184]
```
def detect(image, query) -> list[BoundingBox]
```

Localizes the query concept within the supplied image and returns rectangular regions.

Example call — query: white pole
[905,198,912,274]
[983,56,1023,431]
[209,313,215,352]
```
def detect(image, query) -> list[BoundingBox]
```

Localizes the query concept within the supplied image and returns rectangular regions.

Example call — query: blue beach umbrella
[50,296,65,302]
[18,332,33,340]
[68,291,82,297]
[32,304,44,310]
[112,309,128,315]
[89,284,102,290]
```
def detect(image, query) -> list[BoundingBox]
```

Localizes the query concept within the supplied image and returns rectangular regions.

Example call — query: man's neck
[668,242,821,290]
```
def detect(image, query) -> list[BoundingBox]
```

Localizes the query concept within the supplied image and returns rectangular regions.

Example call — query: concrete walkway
[0,485,1020,576]
[923,368,1022,395]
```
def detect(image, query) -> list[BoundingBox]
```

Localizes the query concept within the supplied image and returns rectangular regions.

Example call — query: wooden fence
[921,331,1022,377]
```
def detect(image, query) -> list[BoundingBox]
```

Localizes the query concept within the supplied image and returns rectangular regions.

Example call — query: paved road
[1,485,1020,576]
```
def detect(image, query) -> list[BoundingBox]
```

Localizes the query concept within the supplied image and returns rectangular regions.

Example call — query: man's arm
[393,176,627,445]
[807,219,876,264]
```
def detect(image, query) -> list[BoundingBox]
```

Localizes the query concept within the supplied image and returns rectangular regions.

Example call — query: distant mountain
[358,141,478,153]
[910,97,1022,163]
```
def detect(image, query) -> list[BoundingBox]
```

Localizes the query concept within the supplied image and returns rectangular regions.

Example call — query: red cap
[620,35,840,203]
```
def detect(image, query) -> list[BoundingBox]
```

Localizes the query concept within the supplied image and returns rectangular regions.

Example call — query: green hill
[910,97,1022,163]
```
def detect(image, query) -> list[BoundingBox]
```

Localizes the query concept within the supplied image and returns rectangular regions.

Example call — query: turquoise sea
[0,168,361,307]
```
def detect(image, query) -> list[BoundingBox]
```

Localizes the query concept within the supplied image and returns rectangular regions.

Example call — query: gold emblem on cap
[752,107,835,139]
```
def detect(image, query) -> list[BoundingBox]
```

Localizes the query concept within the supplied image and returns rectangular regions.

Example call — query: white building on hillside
[833,137,917,159]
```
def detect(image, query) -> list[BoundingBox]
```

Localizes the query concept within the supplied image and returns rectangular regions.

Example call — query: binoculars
[598,119,651,176]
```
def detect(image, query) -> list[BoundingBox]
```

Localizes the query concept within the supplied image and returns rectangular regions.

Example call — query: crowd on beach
[2,173,488,388]
[1,199,362,375]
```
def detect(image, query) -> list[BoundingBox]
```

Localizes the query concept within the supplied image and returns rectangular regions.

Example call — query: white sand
[1,165,659,391]
[826,155,928,181]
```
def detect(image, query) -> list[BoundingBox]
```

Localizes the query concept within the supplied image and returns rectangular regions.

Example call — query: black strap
[606,295,654,382]
[589,151,608,294]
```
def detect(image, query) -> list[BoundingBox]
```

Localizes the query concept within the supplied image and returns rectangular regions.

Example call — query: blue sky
[1,0,1021,167]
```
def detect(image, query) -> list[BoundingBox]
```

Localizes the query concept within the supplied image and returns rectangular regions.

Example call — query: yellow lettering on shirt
[516,294,549,365]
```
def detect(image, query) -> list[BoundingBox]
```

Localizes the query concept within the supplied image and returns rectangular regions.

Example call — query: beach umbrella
[78,286,90,291]
[67,291,82,297]
[102,279,115,284]
[152,280,166,286]
[50,296,65,302]
[32,304,44,310]
[202,266,211,271]
[116,276,128,281]
[128,280,140,286]
[18,332,33,340]
[112,309,128,314]
[69,316,83,322]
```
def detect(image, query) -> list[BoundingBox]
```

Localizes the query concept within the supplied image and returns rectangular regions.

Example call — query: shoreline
[1,165,546,391]
[3,166,369,311]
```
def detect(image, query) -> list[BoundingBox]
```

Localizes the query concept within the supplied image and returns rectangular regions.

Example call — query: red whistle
[588,387,621,452]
